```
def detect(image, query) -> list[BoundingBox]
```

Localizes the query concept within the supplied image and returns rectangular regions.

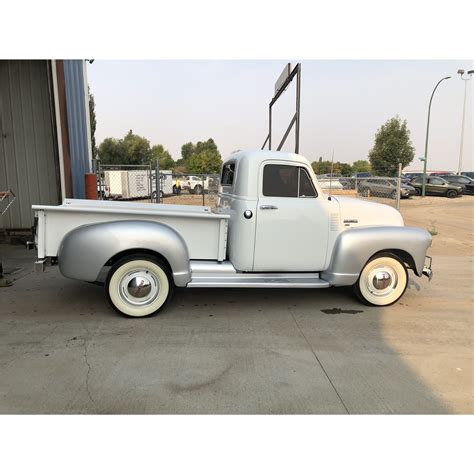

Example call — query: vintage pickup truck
[32,150,433,317]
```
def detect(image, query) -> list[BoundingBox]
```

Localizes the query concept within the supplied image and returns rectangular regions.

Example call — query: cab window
[221,162,235,186]
[263,164,317,198]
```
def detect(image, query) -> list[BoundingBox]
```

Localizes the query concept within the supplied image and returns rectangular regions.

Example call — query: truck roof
[224,149,306,165]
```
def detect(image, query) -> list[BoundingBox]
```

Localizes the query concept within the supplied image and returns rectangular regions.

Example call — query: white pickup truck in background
[32,150,432,318]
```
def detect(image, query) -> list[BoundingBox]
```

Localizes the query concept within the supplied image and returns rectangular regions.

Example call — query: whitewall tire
[106,255,173,317]
[354,254,408,306]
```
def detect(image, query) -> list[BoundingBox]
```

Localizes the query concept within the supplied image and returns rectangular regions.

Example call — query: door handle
[259,205,278,210]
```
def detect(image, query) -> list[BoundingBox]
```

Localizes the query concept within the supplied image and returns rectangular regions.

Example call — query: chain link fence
[316,176,411,210]
[95,161,408,211]
[95,161,219,208]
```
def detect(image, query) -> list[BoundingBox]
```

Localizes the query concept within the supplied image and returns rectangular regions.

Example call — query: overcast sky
[87,60,473,172]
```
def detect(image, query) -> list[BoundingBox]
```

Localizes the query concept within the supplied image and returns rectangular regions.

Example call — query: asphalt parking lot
[0,196,472,414]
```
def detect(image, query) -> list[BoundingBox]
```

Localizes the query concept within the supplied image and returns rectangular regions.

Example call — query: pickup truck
[32,150,433,318]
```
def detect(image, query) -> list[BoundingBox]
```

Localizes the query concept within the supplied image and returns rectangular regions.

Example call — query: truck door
[253,161,329,272]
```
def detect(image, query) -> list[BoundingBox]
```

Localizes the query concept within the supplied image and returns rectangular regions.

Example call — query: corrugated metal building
[0,60,92,230]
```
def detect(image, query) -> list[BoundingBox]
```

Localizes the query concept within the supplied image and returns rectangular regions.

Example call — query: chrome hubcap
[119,269,159,306]
[366,266,397,296]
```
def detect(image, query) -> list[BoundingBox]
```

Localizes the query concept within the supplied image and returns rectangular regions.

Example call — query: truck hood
[331,195,404,227]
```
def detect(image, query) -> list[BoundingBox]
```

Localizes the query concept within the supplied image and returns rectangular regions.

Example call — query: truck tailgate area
[33,199,229,261]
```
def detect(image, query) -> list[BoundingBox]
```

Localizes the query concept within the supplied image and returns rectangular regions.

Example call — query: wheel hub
[119,269,160,306]
[372,271,392,290]
[366,266,398,296]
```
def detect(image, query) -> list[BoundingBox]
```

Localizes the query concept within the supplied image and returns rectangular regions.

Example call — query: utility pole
[456,69,473,175]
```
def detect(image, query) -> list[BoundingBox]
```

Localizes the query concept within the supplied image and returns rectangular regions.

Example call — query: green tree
[98,137,127,164]
[368,116,415,176]
[98,130,152,165]
[88,88,97,160]
[122,130,151,165]
[352,160,371,173]
[338,163,352,176]
[178,138,222,173]
[151,144,175,170]
[311,157,341,175]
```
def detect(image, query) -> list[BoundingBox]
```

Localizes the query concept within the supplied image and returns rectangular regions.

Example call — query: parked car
[32,150,433,317]
[431,174,474,195]
[317,177,345,190]
[461,171,474,180]
[410,176,464,198]
[358,178,414,199]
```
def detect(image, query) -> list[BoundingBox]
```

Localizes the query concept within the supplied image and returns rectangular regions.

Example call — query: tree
[98,130,151,165]
[368,116,415,176]
[311,157,351,175]
[178,138,222,173]
[98,137,127,164]
[151,144,175,170]
[88,88,97,160]
[338,163,352,176]
[352,160,371,173]
[122,130,152,165]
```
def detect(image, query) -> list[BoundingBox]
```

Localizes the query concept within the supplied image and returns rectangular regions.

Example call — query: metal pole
[295,64,301,154]
[202,176,205,206]
[396,162,401,211]
[155,159,160,203]
[268,106,272,150]
[422,76,451,197]
[457,78,469,174]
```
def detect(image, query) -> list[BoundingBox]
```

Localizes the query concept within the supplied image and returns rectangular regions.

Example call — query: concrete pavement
[0,245,471,414]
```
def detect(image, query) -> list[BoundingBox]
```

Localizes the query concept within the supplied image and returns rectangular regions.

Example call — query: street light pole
[456,69,473,175]
[422,76,451,197]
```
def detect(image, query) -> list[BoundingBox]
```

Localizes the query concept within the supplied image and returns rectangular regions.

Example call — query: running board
[187,272,330,288]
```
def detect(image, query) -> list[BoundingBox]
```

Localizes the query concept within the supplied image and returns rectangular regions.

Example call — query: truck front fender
[58,220,191,286]
[321,226,432,286]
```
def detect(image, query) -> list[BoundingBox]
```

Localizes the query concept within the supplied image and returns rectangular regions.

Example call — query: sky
[87,60,473,172]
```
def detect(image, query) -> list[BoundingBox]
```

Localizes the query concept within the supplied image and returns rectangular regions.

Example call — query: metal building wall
[0,60,60,229]
[63,60,91,199]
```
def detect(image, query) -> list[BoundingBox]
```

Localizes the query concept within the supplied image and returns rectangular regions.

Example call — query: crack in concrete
[79,323,96,406]
[81,337,95,405]
[288,308,350,414]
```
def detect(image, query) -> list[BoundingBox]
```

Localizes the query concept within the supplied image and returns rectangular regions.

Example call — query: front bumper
[422,255,433,281]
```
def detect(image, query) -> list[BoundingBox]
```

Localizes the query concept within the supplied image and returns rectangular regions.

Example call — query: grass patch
[428,220,438,236]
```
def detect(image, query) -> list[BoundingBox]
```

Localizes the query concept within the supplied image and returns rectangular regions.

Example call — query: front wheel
[353,253,408,306]
[446,189,458,198]
[105,255,173,317]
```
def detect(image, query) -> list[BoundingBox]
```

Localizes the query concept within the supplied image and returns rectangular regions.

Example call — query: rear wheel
[105,255,173,317]
[446,189,458,198]
[194,184,203,194]
[353,253,408,306]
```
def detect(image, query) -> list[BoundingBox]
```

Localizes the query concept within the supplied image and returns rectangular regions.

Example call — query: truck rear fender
[58,220,191,286]
[321,226,432,286]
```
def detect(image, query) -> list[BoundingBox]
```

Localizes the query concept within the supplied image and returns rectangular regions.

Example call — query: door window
[263,165,298,197]
[263,164,317,198]
[429,177,445,185]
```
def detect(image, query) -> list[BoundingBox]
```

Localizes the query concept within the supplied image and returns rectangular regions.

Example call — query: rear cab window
[221,162,236,187]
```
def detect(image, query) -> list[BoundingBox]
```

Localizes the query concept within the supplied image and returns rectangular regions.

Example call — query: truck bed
[33,199,229,261]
